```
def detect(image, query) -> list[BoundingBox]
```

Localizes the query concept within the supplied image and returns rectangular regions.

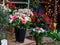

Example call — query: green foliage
[46,31,60,41]
[0,5,9,29]
[30,0,39,7]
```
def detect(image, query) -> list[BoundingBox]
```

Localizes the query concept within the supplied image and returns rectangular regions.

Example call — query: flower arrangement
[31,11,53,30]
[9,9,33,29]
[30,27,46,45]
[30,27,46,36]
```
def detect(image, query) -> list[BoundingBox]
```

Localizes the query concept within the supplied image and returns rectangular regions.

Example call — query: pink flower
[36,27,41,31]
[11,15,17,20]
[22,20,27,24]
[20,14,25,18]
[27,12,31,16]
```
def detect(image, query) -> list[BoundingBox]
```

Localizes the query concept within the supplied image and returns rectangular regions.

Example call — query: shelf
[11,1,28,4]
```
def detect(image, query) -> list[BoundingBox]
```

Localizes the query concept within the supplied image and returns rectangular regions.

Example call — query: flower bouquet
[31,11,53,30]
[9,9,33,43]
[9,9,33,29]
[30,27,46,45]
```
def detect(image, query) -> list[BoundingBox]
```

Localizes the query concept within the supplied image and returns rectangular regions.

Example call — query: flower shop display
[30,27,46,45]
[30,11,59,45]
[9,9,33,43]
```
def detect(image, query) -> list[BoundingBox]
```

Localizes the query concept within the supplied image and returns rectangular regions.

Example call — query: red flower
[6,1,12,5]
[46,20,50,23]
[38,13,42,17]
[10,5,16,9]
[37,19,40,23]
[44,14,49,19]
[49,19,53,23]
[34,23,36,26]
[49,25,55,30]
[33,12,36,17]
[31,17,35,22]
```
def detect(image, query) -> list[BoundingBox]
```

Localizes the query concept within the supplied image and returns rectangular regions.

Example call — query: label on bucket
[1,39,8,45]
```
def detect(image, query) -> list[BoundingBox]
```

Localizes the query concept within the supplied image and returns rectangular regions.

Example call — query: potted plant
[30,27,46,45]
[9,9,33,43]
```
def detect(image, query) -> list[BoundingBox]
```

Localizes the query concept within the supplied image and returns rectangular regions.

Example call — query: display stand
[8,0,30,9]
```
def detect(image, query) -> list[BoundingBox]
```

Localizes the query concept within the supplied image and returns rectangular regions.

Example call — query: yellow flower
[53,22,57,28]
[53,30,57,33]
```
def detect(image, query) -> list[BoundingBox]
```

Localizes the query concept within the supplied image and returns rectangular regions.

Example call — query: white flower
[9,15,12,18]
[40,28,44,30]
[40,28,45,32]
[24,9,28,12]
[9,9,11,12]
[15,12,20,15]
[38,31,41,33]
[13,10,17,12]
[18,9,23,12]
[18,16,23,20]
[25,17,29,21]
[33,28,35,31]
[9,19,13,23]
[41,30,45,32]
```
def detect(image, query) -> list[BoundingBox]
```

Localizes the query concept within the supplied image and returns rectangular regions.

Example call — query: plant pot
[15,28,26,43]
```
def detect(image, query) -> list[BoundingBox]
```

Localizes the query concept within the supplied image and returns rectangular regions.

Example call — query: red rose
[34,23,36,26]
[6,1,12,5]
[33,12,36,17]
[31,17,35,22]
[37,19,40,23]
[49,19,53,23]
[38,13,42,17]
[44,14,49,19]
[46,20,50,23]
[10,5,16,9]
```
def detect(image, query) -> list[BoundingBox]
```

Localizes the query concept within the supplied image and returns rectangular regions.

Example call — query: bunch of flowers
[9,9,33,29]
[31,27,46,34]
[30,27,46,45]
[31,11,53,30]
